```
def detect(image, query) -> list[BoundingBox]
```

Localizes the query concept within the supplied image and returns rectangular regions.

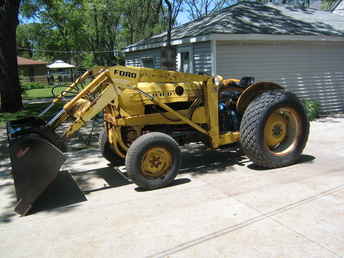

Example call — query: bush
[21,81,49,90]
[303,99,320,121]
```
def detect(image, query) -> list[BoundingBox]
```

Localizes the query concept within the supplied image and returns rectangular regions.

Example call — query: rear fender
[236,82,284,114]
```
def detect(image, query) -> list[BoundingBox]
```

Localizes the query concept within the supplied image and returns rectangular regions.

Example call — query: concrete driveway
[0,118,343,258]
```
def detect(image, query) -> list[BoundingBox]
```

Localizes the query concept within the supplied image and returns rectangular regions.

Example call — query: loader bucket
[7,118,66,216]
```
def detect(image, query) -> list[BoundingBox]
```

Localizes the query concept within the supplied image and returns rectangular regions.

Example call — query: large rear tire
[240,90,309,168]
[125,132,181,190]
[98,129,124,165]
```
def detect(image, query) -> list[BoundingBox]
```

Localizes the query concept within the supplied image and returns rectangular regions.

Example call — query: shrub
[303,99,320,121]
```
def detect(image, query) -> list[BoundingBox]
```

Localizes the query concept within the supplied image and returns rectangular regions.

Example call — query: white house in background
[332,0,344,15]
[124,1,344,114]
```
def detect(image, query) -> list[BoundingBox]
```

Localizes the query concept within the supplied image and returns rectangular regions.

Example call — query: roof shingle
[17,56,48,66]
[127,1,344,49]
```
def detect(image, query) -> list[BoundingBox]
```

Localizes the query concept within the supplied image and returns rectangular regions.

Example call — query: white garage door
[216,41,344,114]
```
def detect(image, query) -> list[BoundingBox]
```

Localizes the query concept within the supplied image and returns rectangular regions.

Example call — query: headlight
[214,75,224,87]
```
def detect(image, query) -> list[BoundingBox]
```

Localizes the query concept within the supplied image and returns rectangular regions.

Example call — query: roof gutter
[211,33,344,42]
[124,33,344,53]
[124,35,211,53]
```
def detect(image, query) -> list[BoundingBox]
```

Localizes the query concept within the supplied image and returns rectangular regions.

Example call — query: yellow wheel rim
[141,147,172,178]
[264,107,300,156]
[264,113,288,147]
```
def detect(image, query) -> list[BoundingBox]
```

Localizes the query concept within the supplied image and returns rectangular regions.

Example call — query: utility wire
[17,47,122,54]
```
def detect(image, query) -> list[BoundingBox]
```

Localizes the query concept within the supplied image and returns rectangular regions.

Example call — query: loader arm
[5,67,124,216]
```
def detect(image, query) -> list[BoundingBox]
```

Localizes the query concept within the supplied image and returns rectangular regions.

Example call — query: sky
[177,10,192,24]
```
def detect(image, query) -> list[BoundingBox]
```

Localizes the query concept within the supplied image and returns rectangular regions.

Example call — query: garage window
[141,57,154,68]
[177,46,193,73]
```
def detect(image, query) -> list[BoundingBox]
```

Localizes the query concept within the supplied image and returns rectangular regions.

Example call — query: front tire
[125,132,181,190]
[240,90,309,168]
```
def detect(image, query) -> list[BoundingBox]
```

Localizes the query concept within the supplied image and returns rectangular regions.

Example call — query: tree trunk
[0,0,23,112]
[160,0,176,71]
[164,0,173,47]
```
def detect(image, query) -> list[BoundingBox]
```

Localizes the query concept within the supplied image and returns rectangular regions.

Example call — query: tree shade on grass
[0,102,64,127]
[22,87,67,100]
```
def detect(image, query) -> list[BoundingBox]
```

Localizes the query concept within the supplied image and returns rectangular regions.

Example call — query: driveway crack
[146,183,344,258]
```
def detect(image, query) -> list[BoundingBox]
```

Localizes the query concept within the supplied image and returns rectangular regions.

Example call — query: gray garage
[125,2,344,114]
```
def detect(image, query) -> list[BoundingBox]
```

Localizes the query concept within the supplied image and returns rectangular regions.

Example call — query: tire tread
[240,90,309,168]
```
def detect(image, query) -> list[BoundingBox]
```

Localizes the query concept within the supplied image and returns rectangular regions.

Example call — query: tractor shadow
[71,167,131,193]
[0,142,249,220]
[0,133,315,221]
[0,121,313,220]
[134,178,192,192]
[247,154,316,170]
[29,170,87,214]
[12,145,248,216]
[29,166,134,215]
[135,144,249,192]
[179,144,249,176]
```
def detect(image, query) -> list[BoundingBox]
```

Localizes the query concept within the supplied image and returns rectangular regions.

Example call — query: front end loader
[6,66,309,215]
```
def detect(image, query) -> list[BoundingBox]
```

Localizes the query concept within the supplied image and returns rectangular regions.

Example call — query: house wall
[174,42,212,74]
[19,65,48,83]
[125,49,161,69]
[192,41,212,75]
[216,40,344,114]
[125,41,212,74]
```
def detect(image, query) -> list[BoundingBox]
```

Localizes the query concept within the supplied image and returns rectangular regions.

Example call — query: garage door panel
[216,42,344,114]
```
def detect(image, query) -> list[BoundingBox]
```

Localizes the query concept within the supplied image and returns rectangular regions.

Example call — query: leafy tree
[81,0,125,65]
[161,0,183,27]
[17,0,168,66]
[121,0,166,45]
[0,0,51,112]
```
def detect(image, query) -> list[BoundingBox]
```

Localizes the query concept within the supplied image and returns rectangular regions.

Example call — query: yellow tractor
[7,66,309,215]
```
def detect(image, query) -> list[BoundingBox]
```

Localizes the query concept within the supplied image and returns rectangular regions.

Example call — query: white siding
[216,41,344,114]
[193,41,212,75]
[126,41,212,74]
[176,42,212,74]
[125,49,161,69]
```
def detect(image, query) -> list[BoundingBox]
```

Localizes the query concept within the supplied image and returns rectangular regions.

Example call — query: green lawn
[1,85,81,127]
[22,86,67,100]
[1,86,72,127]
[0,102,64,127]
